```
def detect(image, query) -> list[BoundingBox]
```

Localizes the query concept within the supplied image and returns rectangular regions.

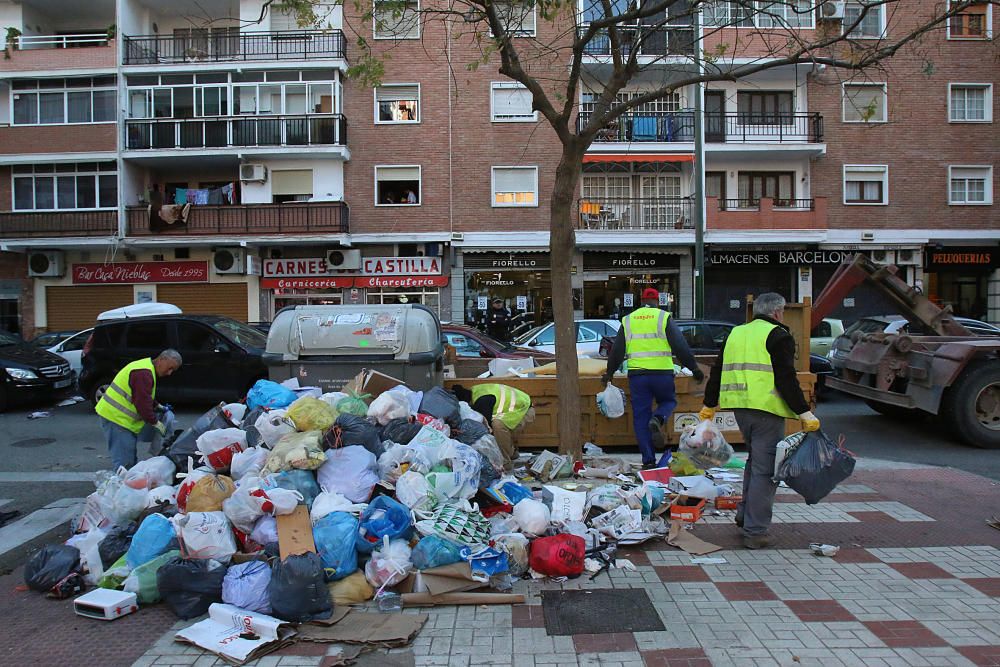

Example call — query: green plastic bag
[724,457,746,469]
[669,451,704,476]
[123,549,180,604]
[336,391,371,417]
[98,554,130,590]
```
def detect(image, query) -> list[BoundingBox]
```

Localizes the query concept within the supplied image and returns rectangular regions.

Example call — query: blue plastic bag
[246,380,298,411]
[313,512,359,581]
[460,545,509,580]
[262,469,321,509]
[356,496,413,554]
[222,560,272,614]
[411,535,464,570]
[126,514,176,570]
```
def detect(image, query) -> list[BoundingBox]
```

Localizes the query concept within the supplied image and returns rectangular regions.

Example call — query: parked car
[0,330,74,411]
[441,324,555,360]
[29,330,80,349]
[810,318,844,357]
[512,319,621,357]
[46,327,93,378]
[79,315,269,405]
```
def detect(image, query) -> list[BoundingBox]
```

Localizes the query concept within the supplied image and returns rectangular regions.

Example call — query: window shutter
[379,166,420,181]
[271,169,313,195]
[846,166,886,181]
[494,85,534,119]
[494,168,532,192]
[271,5,298,30]
[376,85,419,102]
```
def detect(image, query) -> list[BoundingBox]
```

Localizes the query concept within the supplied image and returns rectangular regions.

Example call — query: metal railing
[16,33,110,49]
[123,30,346,65]
[125,114,347,150]
[0,210,117,238]
[774,198,815,210]
[127,202,349,236]
[583,111,823,143]
[718,198,815,210]
[577,25,695,57]
[578,197,693,230]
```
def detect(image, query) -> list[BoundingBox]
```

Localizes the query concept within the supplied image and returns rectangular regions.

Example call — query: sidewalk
[3,462,999,667]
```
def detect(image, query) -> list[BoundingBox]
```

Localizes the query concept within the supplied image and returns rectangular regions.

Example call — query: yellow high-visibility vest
[718,319,796,418]
[95,358,157,433]
[623,307,673,371]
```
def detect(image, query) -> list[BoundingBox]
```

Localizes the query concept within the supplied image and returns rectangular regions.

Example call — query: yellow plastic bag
[263,431,327,473]
[186,474,235,512]
[287,397,338,432]
[669,451,704,476]
[326,570,374,605]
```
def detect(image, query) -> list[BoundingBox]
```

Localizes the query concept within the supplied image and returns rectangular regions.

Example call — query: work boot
[734,508,744,528]
[648,416,665,452]
[743,535,774,550]
[641,462,657,471]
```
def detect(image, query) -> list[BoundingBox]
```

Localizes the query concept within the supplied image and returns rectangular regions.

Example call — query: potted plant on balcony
[4,26,21,59]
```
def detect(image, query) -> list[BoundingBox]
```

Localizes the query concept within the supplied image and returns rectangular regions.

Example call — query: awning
[583,154,694,163]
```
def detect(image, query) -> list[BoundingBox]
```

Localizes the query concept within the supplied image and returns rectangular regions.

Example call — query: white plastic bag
[367,391,412,426]
[196,427,248,470]
[176,458,214,512]
[542,485,587,523]
[386,385,423,414]
[512,499,550,536]
[408,425,449,464]
[230,447,270,481]
[146,485,177,509]
[250,515,278,546]
[317,445,379,503]
[310,489,366,524]
[96,472,149,526]
[395,471,433,511]
[596,384,626,419]
[318,392,348,410]
[679,419,733,468]
[222,402,247,425]
[173,511,237,562]
[377,445,432,483]
[254,409,297,447]
[65,528,107,586]
[263,431,326,473]
[459,401,486,425]
[123,456,176,490]
[223,483,265,533]
[258,487,303,516]
[364,538,413,590]
[424,441,481,502]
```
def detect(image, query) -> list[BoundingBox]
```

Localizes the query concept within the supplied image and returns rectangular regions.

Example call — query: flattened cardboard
[400,592,525,606]
[276,505,316,560]
[346,369,404,398]
[298,610,428,645]
[307,606,351,627]
[666,519,721,556]
[415,562,482,597]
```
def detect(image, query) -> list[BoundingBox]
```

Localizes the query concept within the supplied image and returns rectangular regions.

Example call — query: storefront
[581,251,681,318]
[461,252,551,328]
[923,246,999,320]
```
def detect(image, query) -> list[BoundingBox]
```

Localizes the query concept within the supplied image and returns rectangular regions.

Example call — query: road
[0,389,998,572]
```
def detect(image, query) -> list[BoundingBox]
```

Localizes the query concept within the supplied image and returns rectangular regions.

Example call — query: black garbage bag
[453,419,490,446]
[24,544,81,594]
[380,418,422,446]
[323,414,383,456]
[99,522,137,568]
[241,406,268,449]
[167,403,237,469]
[419,387,461,427]
[775,431,856,505]
[268,553,332,622]
[157,557,227,619]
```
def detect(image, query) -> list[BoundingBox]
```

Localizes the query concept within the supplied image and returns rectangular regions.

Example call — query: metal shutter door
[46,285,134,330]
[157,283,248,321]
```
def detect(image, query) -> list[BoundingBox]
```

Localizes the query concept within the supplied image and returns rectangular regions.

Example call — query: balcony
[122,31,346,65]
[125,115,347,151]
[707,196,827,230]
[578,197,693,230]
[578,26,695,57]
[125,202,349,236]
[0,210,117,238]
[582,112,823,143]
[0,36,115,73]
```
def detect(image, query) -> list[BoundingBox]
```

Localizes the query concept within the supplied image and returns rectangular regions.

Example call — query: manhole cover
[10,437,57,448]
[541,588,665,635]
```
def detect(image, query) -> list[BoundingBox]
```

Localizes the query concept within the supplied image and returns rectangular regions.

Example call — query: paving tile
[715,581,779,602]
[653,566,710,583]
[863,620,949,648]
[572,633,637,654]
[785,600,859,623]
[848,511,899,523]
[834,548,884,564]
[512,605,547,628]
[639,647,711,667]
[273,643,329,656]
[964,579,1000,598]
[956,645,1000,666]
[890,562,958,580]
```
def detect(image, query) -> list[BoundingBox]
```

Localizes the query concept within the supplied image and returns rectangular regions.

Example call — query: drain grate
[10,437,57,448]
[541,588,665,635]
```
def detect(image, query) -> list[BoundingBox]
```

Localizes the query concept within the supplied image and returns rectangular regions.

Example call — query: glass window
[176,322,218,352]
[736,91,793,123]
[496,0,536,35]
[374,0,420,38]
[844,2,884,37]
[67,91,93,123]
[125,322,170,350]
[445,333,484,357]
[12,164,117,211]
[949,85,991,122]
[843,83,886,122]
[491,82,536,122]
[13,93,38,124]
[99,175,118,208]
[61,332,89,352]
[843,165,888,205]
[57,177,76,209]
[949,166,992,205]
[376,165,421,205]
[949,1,989,38]
[34,177,55,209]
[14,178,34,209]
[376,84,420,123]
[492,166,538,207]
[39,92,64,124]
[535,326,556,346]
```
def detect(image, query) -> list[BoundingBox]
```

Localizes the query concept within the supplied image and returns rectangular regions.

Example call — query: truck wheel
[863,399,926,420]
[943,361,1000,449]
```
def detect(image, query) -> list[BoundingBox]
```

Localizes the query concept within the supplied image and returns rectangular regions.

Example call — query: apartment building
[0,0,995,336]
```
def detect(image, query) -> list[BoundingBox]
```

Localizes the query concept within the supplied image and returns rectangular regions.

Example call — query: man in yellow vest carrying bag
[95,349,182,470]
[701,293,819,549]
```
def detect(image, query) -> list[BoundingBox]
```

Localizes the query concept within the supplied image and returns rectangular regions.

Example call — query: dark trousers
[733,408,786,537]
[627,372,676,465]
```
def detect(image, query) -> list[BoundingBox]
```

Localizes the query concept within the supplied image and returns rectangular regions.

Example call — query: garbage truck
[813,254,1000,449]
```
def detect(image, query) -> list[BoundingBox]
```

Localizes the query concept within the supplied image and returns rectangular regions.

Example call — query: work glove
[600,373,612,387]
[154,421,168,437]
[698,406,716,422]
[798,411,820,433]
[692,369,705,383]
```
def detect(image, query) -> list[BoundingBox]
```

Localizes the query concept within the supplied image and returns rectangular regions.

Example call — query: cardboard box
[276,505,316,560]
[669,496,707,523]
[346,369,404,398]
[715,495,742,510]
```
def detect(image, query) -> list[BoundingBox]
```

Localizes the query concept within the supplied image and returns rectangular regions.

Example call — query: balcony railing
[125,114,347,150]
[123,30,346,65]
[126,202,349,236]
[578,25,695,57]
[583,111,823,143]
[719,198,816,210]
[0,210,117,238]
[578,197,693,230]
[17,34,110,49]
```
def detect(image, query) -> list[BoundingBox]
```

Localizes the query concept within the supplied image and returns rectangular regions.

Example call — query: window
[445,333,484,357]
[703,1,813,28]
[949,1,990,39]
[270,4,300,30]
[125,322,170,352]
[271,169,313,203]
[949,166,992,205]
[843,83,886,123]
[11,77,117,125]
[375,84,420,123]
[176,322,220,353]
[491,82,536,122]
[496,0,537,36]
[374,0,420,39]
[737,91,793,124]
[949,84,992,122]
[843,2,885,38]
[376,165,421,205]
[843,165,888,205]
[738,171,794,203]
[12,162,117,211]
[703,1,753,27]
[492,167,538,207]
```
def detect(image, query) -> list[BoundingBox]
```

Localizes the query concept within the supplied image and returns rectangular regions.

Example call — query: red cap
[641,287,660,301]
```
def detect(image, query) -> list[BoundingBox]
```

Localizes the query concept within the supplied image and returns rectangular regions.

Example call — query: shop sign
[924,247,999,271]
[354,275,449,288]
[708,249,854,266]
[583,252,680,272]
[362,257,442,276]
[261,277,353,289]
[263,258,330,277]
[463,252,550,270]
[72,261,208,284]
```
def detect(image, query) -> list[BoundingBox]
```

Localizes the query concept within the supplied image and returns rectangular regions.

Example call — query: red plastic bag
[528,534,585,577]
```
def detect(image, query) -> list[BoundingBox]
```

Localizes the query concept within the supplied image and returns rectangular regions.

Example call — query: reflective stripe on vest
[95,357,157,434]
[718,319,796,419]
[623,307,673,371]
[471,383,531,431]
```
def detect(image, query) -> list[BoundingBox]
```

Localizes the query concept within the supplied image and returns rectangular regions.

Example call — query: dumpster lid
[290,307,407,356]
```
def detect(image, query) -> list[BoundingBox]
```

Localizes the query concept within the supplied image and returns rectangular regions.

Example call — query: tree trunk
[550,148,584,459]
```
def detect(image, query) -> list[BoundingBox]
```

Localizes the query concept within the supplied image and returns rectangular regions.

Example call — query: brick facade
[0,124,117,156]
[0,41,115,73]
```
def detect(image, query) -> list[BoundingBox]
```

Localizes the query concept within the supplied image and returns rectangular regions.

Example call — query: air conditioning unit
[239,164,267,182]
[870,249,895,265]
[895,249,920,266]
[326,248,361,270]
[819,0,846,20]
[28,250,65,278]
[213,248,245,274]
